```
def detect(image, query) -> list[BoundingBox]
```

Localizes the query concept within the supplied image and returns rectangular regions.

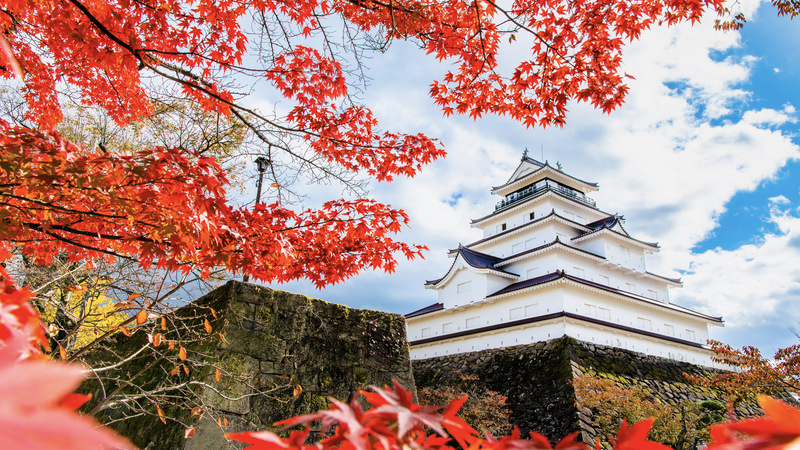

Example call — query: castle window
[598,307,611,320]
[509,307,523,320]
[585,304,598,317]
[664,324,675,336]
[572,267,585,278]
[598,275,610,286]
[442,322,453,333]
[526,267,540,279]
[525,238,537,249]
[524,304,538,317]
[465,316,480,329]
[685,329,696,341]
[637,317,652,330]
[529,212,535,221]
[626,283,636,294]
[512,242,525,254]
[457,281,472,294]
[421,327,432,338]
[647,289,658,300]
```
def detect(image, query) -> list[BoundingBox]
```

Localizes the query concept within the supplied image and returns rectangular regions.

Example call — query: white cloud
[742,106,797,126]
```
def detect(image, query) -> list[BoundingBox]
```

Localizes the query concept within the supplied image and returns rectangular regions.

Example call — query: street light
[243,156,271,283]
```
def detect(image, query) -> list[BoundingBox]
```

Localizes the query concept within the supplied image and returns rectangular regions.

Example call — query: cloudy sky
[268,0,800,356]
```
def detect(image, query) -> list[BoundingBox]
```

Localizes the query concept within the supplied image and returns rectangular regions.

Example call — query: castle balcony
[495,180,597,211]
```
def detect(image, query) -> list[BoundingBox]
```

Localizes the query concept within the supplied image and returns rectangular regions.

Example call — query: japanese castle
[405,154,723,366]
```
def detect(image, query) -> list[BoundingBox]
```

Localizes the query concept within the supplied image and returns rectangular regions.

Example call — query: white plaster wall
[408,317,720,368]
[437,268,486,309]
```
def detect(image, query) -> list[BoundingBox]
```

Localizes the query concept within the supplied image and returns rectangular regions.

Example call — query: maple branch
[483,0,578,71]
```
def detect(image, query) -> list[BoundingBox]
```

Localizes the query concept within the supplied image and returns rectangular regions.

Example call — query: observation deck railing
[495,181,596,210]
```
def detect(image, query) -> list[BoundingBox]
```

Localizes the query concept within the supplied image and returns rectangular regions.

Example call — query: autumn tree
[686,340,800,408]
[573,374,723,449]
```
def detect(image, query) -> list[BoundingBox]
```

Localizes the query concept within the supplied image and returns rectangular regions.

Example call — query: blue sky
[265,0,800,358]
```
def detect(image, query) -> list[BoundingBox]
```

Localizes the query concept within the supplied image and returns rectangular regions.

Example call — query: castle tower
[406,154,723,366]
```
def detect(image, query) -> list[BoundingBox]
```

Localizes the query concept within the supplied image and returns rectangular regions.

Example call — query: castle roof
[492,158,598,195]
[425,246,518,287]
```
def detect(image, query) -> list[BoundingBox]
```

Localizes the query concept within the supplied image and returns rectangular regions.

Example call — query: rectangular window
[529,212,535,221]
[509,307,523,320]
[685,329,696,341]
[598,275,610,286]
[664,324,675,336]
[572,267,585,278]
[442,322,453,334]
[524,304,538,317]
[457,281,472,294]
[421,327,432,337]
[626,283,636,294]
[465,316,480,329]
[512,242,525,254]
[501,223,507,231]
[598,307,611,320]
[525,238,538,249]
[585,304,598,317]
[637,317,652,330]
[647,289,658,300]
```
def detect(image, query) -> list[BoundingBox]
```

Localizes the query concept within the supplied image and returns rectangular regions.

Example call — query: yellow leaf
[136,310,148,325]
[157,404,166,424]
[179,346,187,361]
[293,384,303,398]
[215,368,221,382]
[223,417,229,428]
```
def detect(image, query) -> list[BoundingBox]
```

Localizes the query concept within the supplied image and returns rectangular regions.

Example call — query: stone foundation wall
[83,281,415,449]
[412,336,761,444]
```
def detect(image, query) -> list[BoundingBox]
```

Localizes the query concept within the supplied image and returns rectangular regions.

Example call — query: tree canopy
[0,0,727,286]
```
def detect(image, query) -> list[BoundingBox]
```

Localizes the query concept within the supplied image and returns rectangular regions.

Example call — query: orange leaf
[114,302,135,309]
[219,333,229,344]
[170,366,180,376]
[157,404,166,424]
[128,293,141,301]
[118,326,132,337]
[59,393,92,410]
[210,308,217,319]
[179,346,187,360]
[190,406,202,417]
[182,364,189,375]
[153,333,162,347]
[215,368,221,382]
[185,427,196,439]
[293,384,303,398]
[58,344,67,360]
[161,317,167,331]
[204,318,212,334]
[168,340,175,350]
[136,310,147,325]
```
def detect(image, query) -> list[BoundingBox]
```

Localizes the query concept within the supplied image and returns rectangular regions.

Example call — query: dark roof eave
[405,302,444,318]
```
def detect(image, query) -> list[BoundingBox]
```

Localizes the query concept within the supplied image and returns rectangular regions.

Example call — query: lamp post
[243,156,271,283]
